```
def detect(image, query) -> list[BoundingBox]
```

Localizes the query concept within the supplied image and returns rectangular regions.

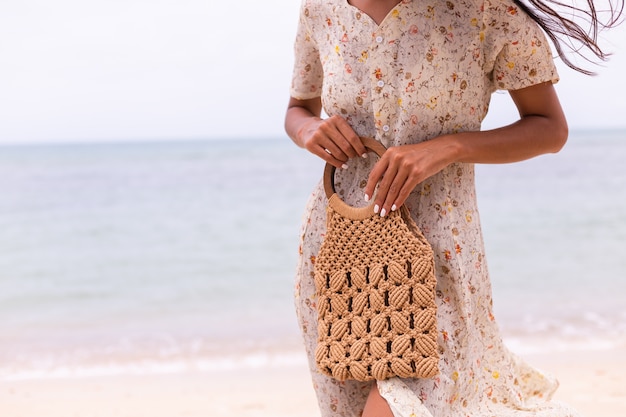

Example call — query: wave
[0,349,309,381]
[2,332,624,381]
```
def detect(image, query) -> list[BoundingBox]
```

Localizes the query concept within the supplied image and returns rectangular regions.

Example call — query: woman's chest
[314,3,487,87]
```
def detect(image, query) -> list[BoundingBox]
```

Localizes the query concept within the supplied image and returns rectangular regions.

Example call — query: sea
[1,130,625,381]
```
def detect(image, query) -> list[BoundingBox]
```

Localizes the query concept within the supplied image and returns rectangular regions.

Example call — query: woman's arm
[364,81,568,217]
[285,96,368,169]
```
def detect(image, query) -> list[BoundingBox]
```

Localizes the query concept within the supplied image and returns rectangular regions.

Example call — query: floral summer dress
[290,0,581,416]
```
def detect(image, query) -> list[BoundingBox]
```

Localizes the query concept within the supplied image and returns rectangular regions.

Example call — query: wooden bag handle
[323,137,387,199]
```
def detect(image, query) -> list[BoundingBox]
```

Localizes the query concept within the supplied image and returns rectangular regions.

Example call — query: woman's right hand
[285,97,368,169]
[299,115,369,169]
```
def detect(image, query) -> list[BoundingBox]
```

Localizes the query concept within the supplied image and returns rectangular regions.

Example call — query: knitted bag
[314,137,439,382]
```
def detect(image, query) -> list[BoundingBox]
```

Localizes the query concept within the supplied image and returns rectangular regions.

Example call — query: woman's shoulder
[297,0,349,35]
[482,0,534,23]
[299,0,338,14]
[483,0,520,12]
[479,0,545,40]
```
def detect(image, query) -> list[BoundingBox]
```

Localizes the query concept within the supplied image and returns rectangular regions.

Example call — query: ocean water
[0,131,625,380]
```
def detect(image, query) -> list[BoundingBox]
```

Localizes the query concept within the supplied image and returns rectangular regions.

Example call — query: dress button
[377,80,385,87]
[382,125,390,132]
[376,36,383,43]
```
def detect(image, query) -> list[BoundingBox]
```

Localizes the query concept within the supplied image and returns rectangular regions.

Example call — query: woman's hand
[285,97,367,169]
[364,137,459,217]
[299,115,369,169]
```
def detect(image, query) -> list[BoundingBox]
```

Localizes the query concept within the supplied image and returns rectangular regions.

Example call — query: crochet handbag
[314,137,439,382]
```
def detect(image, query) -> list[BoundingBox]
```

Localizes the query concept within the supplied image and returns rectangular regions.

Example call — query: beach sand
[1,348,624,417]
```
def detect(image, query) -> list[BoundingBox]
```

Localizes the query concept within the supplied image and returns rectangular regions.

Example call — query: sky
[1,0,625,145]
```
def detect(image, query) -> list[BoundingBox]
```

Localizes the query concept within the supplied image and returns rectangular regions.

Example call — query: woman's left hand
[364,136,458,216]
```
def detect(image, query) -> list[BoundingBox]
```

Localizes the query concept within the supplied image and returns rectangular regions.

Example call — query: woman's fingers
[364,156,388,204]
[382,167,409,215]
[320,116,366,160]
[318,139,348,164]
[366,139,454,216]
[392,180,417,212]
[365,147,421,216]
[302,123,347,169]
[371,156,403,217]
[318,146,349,169]
[365,155,402,216]
[304,116,367,169]
[334,117,368,158]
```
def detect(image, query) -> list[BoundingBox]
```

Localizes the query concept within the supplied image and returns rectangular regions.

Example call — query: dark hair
[514,0,625,74]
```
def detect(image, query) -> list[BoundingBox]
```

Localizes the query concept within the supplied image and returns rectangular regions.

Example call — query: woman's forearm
[445,114,568,165]
[443,80,568,165]
[284,97,322,149]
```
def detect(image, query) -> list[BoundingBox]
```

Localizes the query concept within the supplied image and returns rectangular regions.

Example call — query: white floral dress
[290,0,581,416]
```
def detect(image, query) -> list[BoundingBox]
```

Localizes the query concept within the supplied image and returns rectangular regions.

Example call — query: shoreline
[3,333,624,380]
[2,347,624,417]
[2,335,624,382]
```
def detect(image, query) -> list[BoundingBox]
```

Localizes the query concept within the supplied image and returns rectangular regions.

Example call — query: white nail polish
[364,194,370,202]
[374,204,380,214]
[391,204,397,212]
[342,163,349,169]
[380,208,387,217]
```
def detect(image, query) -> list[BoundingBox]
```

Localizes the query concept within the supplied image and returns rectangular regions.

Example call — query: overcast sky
[1,0,625,144]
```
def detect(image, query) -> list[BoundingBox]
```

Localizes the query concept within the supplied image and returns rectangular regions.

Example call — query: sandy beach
[2,347,624,417]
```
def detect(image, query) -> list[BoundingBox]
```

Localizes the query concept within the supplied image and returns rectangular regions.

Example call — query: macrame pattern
[314,193,439,381]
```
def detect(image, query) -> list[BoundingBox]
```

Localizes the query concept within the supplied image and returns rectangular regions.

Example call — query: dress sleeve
[290,1,323,100]
[488,1,559,91]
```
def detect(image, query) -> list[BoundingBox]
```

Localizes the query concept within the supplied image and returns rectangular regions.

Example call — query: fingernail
[374,204,380,214]
[362,153,368,159]
[380,208,387,217]
[364,194,370,202]
[391,204,397,212]
[341,163,348,169]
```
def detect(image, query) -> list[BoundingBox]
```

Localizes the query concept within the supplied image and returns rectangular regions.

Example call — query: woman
[284,0,622,416]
